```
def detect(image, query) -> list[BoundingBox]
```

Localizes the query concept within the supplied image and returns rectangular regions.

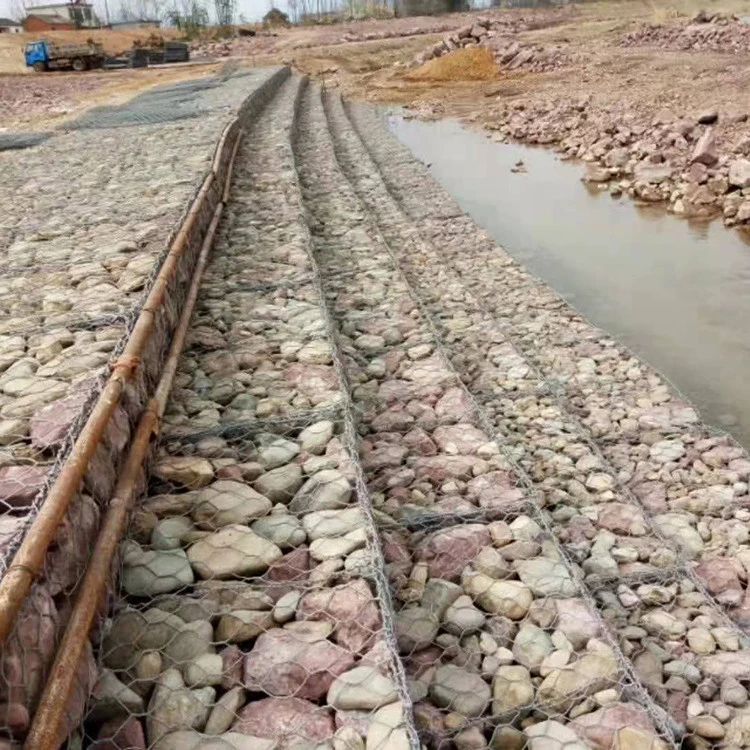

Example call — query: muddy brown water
[384,112,750,448]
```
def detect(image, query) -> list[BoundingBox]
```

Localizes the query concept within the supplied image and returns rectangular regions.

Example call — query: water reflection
[385,112,750,447]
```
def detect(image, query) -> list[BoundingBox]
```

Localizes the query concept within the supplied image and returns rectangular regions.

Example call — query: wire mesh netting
[0,67,292,745]
[8,68,750,749]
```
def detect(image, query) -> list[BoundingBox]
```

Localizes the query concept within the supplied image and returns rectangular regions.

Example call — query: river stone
[421,579,463,618]
[416,524,491,581]
[513,624,554,671]
[536,642,619,710]
[204,687,246,735]
[641,611,687,639]
[95,716,147,749]
[303,507,364,540]
[243,628,356,699]
[297,579,381,654]
[700,651,750,680]
[429,664,490,718]
[395,607,439,653]
[289,469,352,512]
[515,558,577,598]
[253,464,303,503]
[571,702,660,748]
[191,480,272,529]
[103,608,187,670]
[232,696,335,744]
[492,665,534,713]
[490,727,527,750]
[259,439,299,469]
[152,517,194,550]
[121,542,194,597]
[184,653,224,688]
[366,702,409,750]
[153,456,214,489]
[327,666,398,711]
[310,530,366,562]
[88,669,145,723]
[273,591,301,624]
[146,669,213,745]
[187,525,282,579]
[333,726,365,750]
[525,720,588,750]
[299,420,335,454]
[652,514,704,557]
[251,514,306,550]
[215,610,274,644]
[555,599,600,650]
[721,677,748,706]
[163,620,215,668]
[443,595,486,635]
[462,571,532,620]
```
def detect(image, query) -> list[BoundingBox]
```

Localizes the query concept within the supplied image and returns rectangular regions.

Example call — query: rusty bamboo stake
[25,194,228,750]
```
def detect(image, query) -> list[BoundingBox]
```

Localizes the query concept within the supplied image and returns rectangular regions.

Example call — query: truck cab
[24,41,49,72]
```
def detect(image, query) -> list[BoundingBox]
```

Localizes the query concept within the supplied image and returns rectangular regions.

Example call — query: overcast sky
[0,0,281,24]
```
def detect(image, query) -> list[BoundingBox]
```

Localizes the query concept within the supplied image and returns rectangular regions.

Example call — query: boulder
[298,579,381,653]
[192,480,272,529]
[691,127,719,166]
[231,697,334,745]
[187,525,282,579]
[429,664,490,718]
[243,628,355,699]
[290,469,352,512]
[416,525,491,582]
[327,666,398,711]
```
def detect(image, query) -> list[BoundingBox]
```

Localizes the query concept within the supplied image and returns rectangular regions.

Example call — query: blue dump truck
[24,40,105,72]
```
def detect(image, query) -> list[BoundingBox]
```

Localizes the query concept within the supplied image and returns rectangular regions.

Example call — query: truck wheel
[72,58,86,72]
[32,61,47,73]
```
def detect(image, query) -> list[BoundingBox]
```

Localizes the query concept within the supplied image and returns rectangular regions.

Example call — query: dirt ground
[5,0,750,159]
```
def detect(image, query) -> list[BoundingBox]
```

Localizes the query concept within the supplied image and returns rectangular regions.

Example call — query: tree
[167,0,208,31]
[112,0,167,21]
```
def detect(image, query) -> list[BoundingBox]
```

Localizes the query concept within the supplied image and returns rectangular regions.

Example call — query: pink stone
[30,388,90,451]
[220,644,244,690]
[284,363,338,397]
[0,465,47,510]
[695,557,743,596]
[92,716,147,749]
[243,629,355,699]
[379,380,415,404]
[597,503,647,535]
[435,387,474,424]
[297,579,381,654]
[412,455,475,482]
[571,702,658,749]
[260,546,310,600]
[416,524,491,582]
[631,481,668,513]
[403,428,437,456]
[554,598,601,649]
[361,443,408,472]
[232,697,334,745]
[381,530,411,565]
[0,583,59,736]
[432,424,488,454]
[371,409,415,432]
[45,494,100,596]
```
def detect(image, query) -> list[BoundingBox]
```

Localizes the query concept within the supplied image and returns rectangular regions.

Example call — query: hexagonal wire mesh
[0,67,292,746]
[16,69,750,750]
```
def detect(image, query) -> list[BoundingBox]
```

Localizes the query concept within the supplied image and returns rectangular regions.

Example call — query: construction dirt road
[4,2,750,748]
